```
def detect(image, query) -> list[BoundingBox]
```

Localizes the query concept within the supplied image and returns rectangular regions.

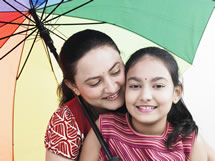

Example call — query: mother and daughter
[45,29,214,161]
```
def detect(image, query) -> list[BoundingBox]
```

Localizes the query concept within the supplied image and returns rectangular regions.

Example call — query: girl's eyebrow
[127,77,141,82]
[151,77,168,82]
[127,76,167,82]
[85,62,120,83]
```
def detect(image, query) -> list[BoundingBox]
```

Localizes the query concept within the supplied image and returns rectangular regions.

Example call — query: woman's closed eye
[88,80,101,87]
[111,69,120,76]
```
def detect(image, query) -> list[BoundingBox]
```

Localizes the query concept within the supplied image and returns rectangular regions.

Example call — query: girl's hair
[58,29,120,105]
[125,47,198,149]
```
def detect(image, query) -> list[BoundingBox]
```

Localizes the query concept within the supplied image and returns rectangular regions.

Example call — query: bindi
[144,78,147,80]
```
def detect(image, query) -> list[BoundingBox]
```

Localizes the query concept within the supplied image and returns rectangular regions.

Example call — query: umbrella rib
[34,0,39,8]
[43,0,93,24]
[16,31,39,79]
[40,0,49,20]
[3,0,35,24]
[29,0,35,10]
[47,29,66,41]
[42,0,64,23]
[0,27,36,40]
[45,22,106,26]
[0,21,34,26]
[14,0,30,10]
[0,29,37,61]
[35,0,49,9]
[44,42,59,81]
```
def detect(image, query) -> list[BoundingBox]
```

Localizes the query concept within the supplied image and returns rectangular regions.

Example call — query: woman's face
[125,55,181,134]
[72,45,125,110]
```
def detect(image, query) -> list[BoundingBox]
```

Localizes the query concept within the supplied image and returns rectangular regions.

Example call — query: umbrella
[0,0,214,161]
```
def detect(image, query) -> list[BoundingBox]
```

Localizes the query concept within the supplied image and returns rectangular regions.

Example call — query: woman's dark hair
[125,47,198,149]
[58,29,120,105]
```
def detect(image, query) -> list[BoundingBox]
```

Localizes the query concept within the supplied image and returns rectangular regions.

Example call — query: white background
[183,10,215,148]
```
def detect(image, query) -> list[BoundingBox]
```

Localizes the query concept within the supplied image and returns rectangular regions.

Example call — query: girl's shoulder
[99,112,126,125]
[189,134,208,161]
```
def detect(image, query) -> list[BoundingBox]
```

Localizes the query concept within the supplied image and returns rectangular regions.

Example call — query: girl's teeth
[139,107,154,110]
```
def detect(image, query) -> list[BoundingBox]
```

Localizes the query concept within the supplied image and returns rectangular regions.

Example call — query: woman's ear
[173,84,183,104]
[64,79,80,96]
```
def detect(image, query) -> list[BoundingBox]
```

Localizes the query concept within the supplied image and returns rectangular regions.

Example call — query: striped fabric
[99,113,195,161]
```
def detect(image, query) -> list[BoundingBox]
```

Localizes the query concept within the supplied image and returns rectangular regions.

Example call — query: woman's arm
[79,121,101,161]
[46,150,76,161]
[190,134,208,161]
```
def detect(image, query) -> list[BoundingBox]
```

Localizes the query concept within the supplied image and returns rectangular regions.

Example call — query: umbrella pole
[77,96,120,161]
[30,8,120,160]
[29,8,59,63]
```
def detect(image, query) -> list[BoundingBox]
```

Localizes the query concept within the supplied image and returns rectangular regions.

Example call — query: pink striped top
[99,113,195,161]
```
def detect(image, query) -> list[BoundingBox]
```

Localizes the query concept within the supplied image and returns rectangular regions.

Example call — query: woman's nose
[104,77,118,93]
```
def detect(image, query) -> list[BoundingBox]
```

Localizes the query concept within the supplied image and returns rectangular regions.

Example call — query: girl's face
[125,55,181,134]
[70,45,125,111]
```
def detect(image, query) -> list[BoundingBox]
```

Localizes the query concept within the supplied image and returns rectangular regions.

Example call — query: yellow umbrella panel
[0,16,190,161]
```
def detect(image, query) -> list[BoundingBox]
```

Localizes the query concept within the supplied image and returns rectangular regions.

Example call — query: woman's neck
[84,102,109,120]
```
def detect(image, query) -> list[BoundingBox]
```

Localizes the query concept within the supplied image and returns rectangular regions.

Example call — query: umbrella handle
[109,157,120,161]
[77,96,120,161]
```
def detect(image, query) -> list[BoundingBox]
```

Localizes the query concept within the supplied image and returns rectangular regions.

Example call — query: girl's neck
[129,114,167,136]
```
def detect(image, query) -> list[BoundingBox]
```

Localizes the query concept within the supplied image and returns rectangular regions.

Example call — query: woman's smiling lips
[136,105,157,112]
[103,91,120,101]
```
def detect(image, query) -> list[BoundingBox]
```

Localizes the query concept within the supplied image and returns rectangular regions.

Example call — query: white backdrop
[183,10,215,148]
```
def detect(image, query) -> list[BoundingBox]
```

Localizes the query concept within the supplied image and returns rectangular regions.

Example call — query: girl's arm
[205,140,215,161]
[79,121,101,161]
[190,134,208,161]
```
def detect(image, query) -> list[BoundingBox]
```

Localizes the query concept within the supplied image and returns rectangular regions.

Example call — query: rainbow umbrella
[0,0,214,161]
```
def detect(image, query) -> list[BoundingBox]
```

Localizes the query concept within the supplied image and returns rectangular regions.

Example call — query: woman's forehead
[75,46,123,76]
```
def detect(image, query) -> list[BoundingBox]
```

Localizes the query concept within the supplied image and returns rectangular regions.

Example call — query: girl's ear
[64,79,80,96]
[173,84,183,104]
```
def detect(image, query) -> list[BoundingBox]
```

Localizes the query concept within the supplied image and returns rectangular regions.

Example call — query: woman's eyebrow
[85,62,120,83]
[109,62,120,72]
[85,76,100,83]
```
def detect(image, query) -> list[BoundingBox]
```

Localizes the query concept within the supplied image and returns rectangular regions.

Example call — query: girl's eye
[129,84,141,89]
[153,84,165,89]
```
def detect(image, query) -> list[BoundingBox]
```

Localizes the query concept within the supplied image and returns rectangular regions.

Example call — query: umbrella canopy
[0,0,214,161]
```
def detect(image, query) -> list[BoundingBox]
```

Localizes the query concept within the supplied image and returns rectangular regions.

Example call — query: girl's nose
[139,86,152,101]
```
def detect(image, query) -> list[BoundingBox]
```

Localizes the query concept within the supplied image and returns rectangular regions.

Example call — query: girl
[45,29,125,161]
[80,47,210,161]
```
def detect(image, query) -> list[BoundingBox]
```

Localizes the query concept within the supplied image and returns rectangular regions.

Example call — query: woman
[44,29,125,161]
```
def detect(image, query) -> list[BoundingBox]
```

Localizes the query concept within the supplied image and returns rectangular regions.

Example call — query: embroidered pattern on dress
[45,105,83,159]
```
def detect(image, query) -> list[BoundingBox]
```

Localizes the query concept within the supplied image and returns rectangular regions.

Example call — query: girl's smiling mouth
[136,105,157,112]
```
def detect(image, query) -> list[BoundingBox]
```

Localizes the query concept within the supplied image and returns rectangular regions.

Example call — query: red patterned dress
[99,113,196,161]
[44,97,91,159]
